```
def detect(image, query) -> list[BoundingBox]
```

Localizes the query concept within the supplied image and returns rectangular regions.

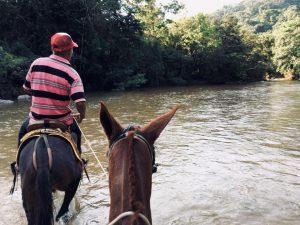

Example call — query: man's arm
[75,101,86,123]
[22,87,32,96]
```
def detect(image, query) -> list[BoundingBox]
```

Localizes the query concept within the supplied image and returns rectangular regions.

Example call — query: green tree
[0,47,29,98]
[210,16,266,83]
[170,14,220,54]
[125,0,183,43]
[168,14,220,82]
[272,6,300,79]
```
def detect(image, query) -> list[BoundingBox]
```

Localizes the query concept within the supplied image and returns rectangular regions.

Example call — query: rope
[107,211,151,225]
[73,118,108,179]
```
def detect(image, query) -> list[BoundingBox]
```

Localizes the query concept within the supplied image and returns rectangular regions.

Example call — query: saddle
[27,119,68,132]
[17,127,82,166]
[10,120,89,195]
[16,120,83,165]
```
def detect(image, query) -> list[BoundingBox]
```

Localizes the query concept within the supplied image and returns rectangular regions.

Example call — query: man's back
[23,54,85,125]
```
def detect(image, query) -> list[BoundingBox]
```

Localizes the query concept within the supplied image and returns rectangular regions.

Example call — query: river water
[0,81,299,225]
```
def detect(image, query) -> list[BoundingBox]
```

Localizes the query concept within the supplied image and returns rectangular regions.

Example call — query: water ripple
[1,83,300,224]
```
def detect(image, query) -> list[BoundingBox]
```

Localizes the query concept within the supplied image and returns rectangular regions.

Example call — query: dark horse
[100,102,178,225]
[16,129,83,225]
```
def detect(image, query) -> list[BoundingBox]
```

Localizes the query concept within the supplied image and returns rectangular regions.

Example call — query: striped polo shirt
[23,54,86,125]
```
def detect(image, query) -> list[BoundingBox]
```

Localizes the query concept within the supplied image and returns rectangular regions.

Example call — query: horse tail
[34,135,53,225]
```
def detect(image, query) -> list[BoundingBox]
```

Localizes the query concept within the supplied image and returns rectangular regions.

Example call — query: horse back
[19,136,82,191]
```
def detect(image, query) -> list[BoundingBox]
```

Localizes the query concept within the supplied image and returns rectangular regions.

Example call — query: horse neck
[109,132,153,224]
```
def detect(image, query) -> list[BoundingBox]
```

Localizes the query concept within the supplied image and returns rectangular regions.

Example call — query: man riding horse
[11,32,87,225]
[18,32,86,151]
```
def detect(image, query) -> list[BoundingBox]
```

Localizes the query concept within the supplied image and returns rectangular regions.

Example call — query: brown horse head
[100,102,178,225]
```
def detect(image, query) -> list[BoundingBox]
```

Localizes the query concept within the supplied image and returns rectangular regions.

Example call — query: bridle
[107,211,151,225]
[107,125,155,168]
[106,125,153,225]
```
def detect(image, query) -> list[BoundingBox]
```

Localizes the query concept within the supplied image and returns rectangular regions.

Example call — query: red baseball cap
[51,32,78,52]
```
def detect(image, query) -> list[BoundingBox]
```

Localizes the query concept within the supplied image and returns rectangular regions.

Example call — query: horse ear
[140,105,178,145]
[100,102,123,142]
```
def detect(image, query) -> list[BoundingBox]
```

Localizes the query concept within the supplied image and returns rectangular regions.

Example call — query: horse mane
[127,131,144,223]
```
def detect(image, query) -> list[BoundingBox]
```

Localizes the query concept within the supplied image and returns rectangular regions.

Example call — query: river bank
[0,95,31,105]
[0,76,298,104]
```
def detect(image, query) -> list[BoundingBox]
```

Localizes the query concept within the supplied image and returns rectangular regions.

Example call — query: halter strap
[107,126,155,168]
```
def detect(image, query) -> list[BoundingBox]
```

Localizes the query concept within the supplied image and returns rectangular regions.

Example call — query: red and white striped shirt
[23,54,86,125]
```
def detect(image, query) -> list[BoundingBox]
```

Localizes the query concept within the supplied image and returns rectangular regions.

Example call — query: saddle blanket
[16,128,82,165]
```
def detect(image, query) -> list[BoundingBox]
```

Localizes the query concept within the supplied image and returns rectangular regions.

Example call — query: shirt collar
[49,54,71,65]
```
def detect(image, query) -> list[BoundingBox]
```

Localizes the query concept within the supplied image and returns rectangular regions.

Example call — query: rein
[107,211,151,225]
[108,126,154,165]
[73,117,108,179]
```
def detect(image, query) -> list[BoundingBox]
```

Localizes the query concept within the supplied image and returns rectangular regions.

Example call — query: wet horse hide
[100,102,178,225]
[10,122,84,225]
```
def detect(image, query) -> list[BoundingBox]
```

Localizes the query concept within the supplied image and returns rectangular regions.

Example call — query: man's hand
[72,113,84,123]
[23,87,32,96]
[74,101,86,123]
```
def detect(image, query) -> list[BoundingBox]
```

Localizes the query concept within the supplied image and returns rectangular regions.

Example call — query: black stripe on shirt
[32,90,70,101]
[71,92,85,101]
[31,65,74,84]
[31,111,71,120]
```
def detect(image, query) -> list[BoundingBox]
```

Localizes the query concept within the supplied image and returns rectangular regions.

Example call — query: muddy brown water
[0,81,299,225]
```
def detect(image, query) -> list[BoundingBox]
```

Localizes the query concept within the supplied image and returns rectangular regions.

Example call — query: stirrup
[81,158,90,182]
[10,161,18,194]
[82,158,88,166]
[152,163,158,173]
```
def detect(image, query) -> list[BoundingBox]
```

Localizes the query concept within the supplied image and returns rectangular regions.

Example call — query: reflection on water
[0,81,300,224]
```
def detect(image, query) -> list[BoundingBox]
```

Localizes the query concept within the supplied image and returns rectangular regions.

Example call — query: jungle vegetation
[0,0,299,99]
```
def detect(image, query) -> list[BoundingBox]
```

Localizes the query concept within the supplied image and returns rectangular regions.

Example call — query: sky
[160,0,244,18]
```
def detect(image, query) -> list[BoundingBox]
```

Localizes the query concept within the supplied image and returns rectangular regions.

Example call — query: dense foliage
[0,0,298,99]
[215,0,300,79]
